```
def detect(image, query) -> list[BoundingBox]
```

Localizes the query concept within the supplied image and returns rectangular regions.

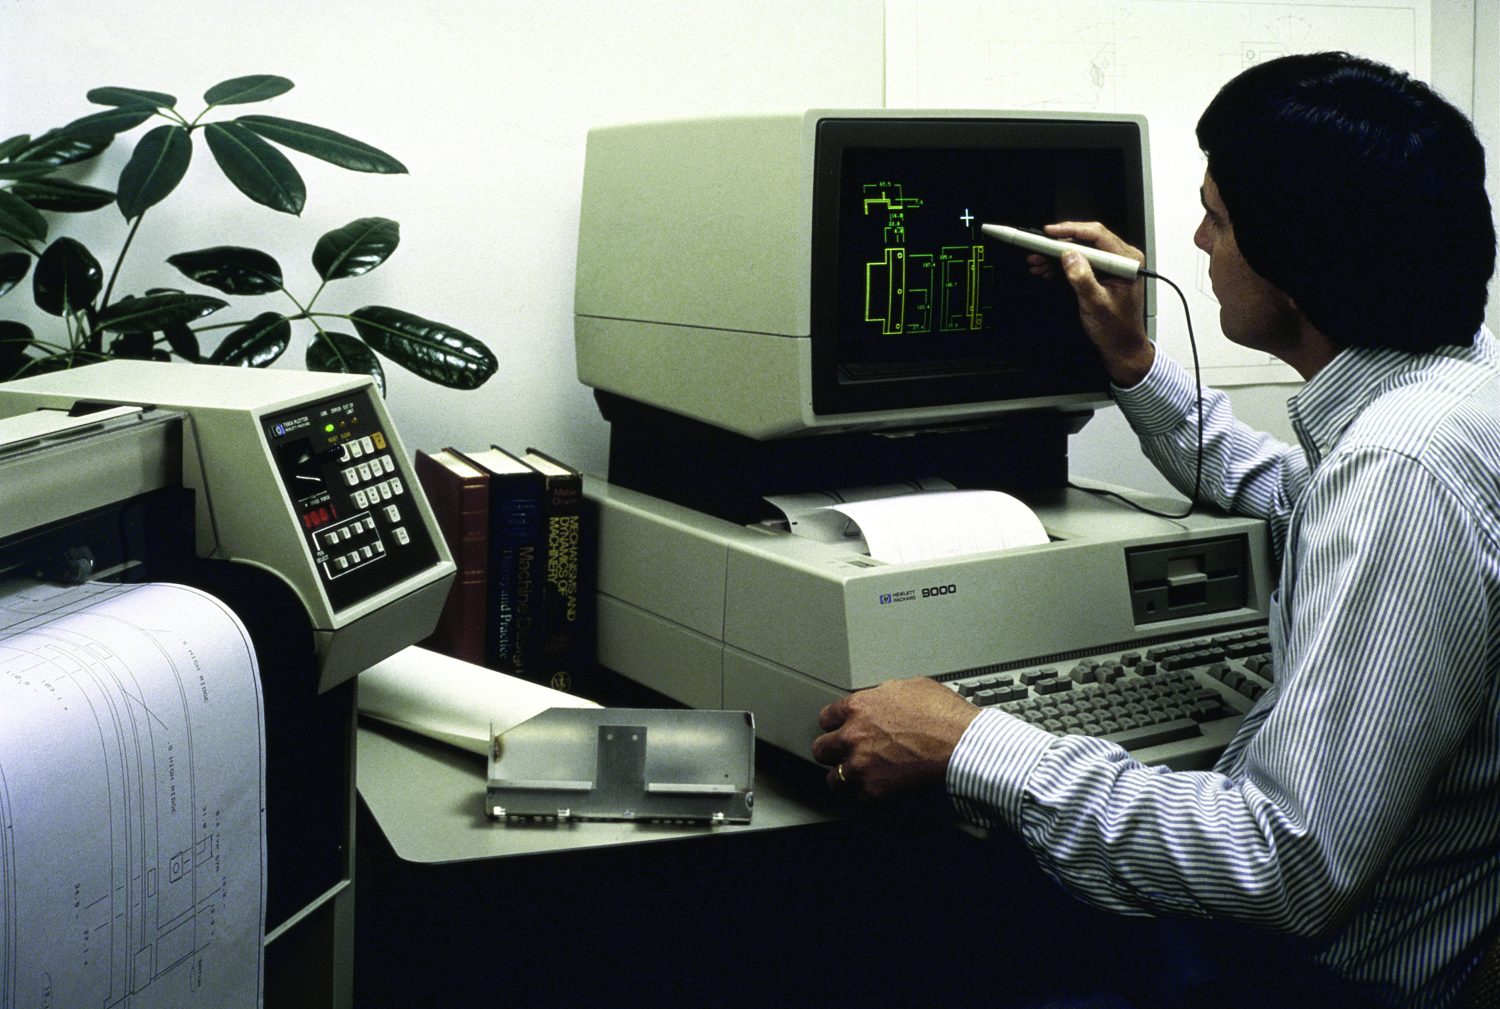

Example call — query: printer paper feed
[359,645,599,756]
[764,478,954,542]
[818,489,1049,564]
[0,581,266,1009]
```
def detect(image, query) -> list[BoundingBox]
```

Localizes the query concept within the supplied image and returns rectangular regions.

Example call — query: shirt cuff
[1111,346,1198,437]
[946,707,1056,830]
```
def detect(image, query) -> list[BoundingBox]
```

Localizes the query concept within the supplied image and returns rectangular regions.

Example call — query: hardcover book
[413,449,489,665]
[454,447,544,679]
[521,449,587,693]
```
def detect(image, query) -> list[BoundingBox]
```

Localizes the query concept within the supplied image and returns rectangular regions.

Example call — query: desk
[353,719,1148,1009]
[355,719,835,862]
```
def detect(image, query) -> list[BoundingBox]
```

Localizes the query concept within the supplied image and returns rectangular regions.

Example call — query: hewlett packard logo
[879,584,957,606]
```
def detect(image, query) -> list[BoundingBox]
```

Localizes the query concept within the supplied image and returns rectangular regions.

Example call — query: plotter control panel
[265,389,441,612]
[0,360,455,690]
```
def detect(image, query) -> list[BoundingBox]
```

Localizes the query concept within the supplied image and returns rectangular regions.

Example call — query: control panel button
[394,526,410,546]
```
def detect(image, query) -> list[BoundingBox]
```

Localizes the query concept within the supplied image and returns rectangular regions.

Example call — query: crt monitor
[574,109,1154,440]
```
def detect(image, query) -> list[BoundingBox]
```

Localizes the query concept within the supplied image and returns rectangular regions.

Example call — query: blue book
[454,447,544,679]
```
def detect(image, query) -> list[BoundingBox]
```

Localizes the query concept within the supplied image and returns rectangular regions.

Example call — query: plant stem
[100,213,146,313]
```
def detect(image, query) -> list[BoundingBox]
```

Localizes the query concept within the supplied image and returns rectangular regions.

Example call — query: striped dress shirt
[947,328,1500,1008]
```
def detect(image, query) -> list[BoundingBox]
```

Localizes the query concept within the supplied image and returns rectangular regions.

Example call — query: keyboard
[945,627,1274,769]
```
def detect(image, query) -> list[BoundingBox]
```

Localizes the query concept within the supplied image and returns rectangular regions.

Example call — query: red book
[414,449,489,665]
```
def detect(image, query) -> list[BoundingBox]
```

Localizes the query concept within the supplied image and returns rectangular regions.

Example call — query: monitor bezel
[808,116,1149,418]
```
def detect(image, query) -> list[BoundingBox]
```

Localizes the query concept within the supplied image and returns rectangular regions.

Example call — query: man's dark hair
[1196,51,1494,352]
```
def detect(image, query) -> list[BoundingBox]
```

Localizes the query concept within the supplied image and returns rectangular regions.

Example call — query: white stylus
[980,223,1142,279]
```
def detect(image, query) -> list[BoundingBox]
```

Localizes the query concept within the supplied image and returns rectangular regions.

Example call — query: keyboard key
[1190,700,1226,722]
[1103,718,1201,750]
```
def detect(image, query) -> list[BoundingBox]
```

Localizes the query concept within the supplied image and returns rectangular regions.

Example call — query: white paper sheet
[811,489,1049,564]
[764,478,955,543]
[0,580,265,1009]
[359,645,599,756]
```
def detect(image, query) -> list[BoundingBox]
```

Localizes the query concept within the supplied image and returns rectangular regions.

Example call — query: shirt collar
[1286,328,1493,468]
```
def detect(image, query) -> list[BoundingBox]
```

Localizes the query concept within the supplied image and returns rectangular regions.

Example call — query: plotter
[573,109,1276,769]
[0,361,454,1007]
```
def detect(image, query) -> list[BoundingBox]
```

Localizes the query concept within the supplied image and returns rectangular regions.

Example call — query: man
[812,52,1499,1009]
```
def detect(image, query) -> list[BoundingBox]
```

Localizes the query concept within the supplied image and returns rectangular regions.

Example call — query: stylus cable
[1069,267,1204,521]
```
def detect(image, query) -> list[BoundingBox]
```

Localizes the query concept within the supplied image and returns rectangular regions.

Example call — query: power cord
[1068,267,1204,520]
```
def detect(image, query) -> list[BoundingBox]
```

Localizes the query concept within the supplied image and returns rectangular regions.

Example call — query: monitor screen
[810,117,1148,416]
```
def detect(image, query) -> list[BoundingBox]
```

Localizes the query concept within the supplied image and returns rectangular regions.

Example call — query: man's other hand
[811,677,981,800]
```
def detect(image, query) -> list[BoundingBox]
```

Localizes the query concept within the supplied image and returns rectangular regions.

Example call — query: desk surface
[355,719,837,863]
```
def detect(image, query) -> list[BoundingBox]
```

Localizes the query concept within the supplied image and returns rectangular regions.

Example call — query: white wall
[2,1,1487,500]
[1,0,885,477]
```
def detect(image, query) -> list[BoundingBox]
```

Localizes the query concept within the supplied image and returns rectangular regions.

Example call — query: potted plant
[0,74,497,393]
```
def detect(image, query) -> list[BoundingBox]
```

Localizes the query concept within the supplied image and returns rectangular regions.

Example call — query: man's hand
[811,677,981,800]
[1032,222,1155,388]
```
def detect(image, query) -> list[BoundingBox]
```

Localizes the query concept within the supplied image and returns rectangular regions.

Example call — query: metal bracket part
[486,707,755,823]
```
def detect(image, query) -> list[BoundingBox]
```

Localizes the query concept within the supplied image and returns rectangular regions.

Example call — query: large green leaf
[312,218,398,281]
[107,330,158,359]
[307,330,385,393]
[16,126,115,167]
[210,312,291,366]
[58,106,154,138]
[0,134,31,160]
[117,124,192,220]
[163,323,201,361]
[349,306,496,390]
[237,115,407,174]
[0,321,36,378]
[95,292,227,332]
[0,163,57,182]
[205,75,294,106]
[0,252,29,297]
[204,122,305,214]
[0,190,48,243]
[87,86,177,109]
[167,246,284,295]
[32,238,103,315]
[11,179,115,213]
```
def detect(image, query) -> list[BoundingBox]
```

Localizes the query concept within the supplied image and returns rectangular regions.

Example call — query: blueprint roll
[359,644,599,756]
[0,580,266,1009]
